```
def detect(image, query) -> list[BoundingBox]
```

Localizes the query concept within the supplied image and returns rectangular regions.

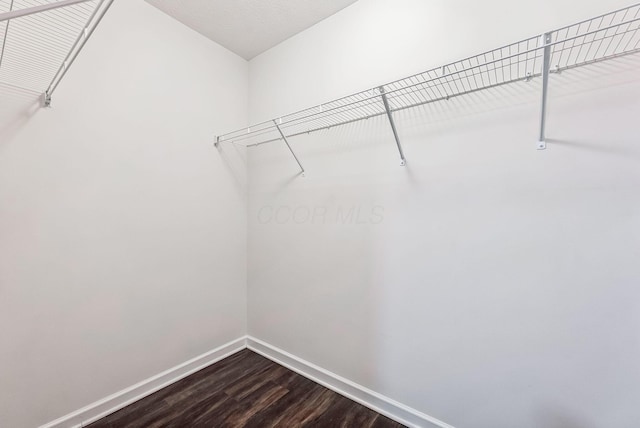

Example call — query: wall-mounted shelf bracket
[379,86,406,166]
[42,91,52,108]
[538,32,552,150]
[273,120,305,175]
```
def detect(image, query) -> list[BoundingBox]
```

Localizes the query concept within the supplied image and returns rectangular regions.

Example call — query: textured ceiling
[145,0,359,60]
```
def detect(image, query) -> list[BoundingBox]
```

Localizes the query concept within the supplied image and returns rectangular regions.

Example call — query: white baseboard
[246,336,454,428]
[39,337,247,428]
[40,335,454,428]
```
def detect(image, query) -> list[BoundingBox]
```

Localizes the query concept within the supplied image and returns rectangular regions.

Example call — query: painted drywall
[0,2,248,427]
[247,1,640,427]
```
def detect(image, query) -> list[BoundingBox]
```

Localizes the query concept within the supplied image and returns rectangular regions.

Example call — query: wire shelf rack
[0,0,113,104]
[216,3,640,159]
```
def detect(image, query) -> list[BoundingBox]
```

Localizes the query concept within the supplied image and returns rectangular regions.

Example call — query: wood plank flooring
[88,349,406,428]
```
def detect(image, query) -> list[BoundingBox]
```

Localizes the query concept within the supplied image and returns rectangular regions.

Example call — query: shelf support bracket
[44,0,114,103]
[538,32,552,150]
[42,91,52,108]
[273,120,305,175]
[379,86,406,166]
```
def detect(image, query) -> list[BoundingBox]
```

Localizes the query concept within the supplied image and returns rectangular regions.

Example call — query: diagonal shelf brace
[0,0,94,22]
[379,86,406,166]
[44,0,114,107]
[273,120,305,175]
[538,32,552,150]
[0,0,15,71]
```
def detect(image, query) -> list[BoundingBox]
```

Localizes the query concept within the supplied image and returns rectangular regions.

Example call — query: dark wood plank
[243,375,323,427]
[371,416,407,428]
[305,394,361,428]
[87,349,407,428]
[222,382,289,427]
[224,363,289,400]
[165,391,239,428]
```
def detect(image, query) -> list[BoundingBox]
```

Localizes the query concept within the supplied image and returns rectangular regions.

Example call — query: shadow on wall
[215,139,249,193]
[547,138,640,161]
[0,84,41,146]
[533,405,597,428]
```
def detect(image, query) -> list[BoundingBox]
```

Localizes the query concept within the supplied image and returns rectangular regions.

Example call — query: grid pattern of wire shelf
[217,3,640,149]
[0,0,112,100]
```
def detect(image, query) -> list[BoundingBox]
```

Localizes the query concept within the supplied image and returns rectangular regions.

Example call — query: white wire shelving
[0,0,114,106]
[215,3,640,172]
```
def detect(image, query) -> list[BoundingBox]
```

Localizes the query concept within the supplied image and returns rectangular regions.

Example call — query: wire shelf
[217,3,640,148]
[0,0,113,100]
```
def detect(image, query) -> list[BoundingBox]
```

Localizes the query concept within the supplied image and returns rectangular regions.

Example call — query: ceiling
[145,0,359,60]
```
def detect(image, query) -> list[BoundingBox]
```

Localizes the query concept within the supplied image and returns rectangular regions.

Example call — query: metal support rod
[0,0,15,70]
[273,120,305,174]
[538,32,552,150]
[0,0,95,22]
[45,0,114,104]
[379,86,406,166]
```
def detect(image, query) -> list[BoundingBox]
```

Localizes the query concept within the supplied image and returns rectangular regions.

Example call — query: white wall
[247,1,640,427]
[0,2,248,428]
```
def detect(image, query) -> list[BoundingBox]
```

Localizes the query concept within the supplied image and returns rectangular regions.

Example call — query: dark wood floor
[88,349,405,428]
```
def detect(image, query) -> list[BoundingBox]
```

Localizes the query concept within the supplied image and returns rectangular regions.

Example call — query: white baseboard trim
[40,335,454,428]
[246,336,454,428]
[39,337,247,428]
